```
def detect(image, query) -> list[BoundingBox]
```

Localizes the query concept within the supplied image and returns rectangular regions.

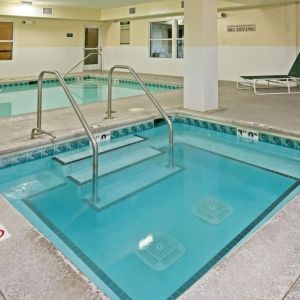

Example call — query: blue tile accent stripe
[0,75,183,92]
[111,121,154,139]
[173,116,237,135]
[167,181,300,299]
[173,115,300,149]
[1,115,300,170]
[23,199,132,300]
[0,120,154,170]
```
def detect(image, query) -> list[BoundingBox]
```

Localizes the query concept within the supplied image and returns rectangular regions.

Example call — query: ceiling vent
[129,7,136,14]
[42,7,53,15]
[181,1,184,8]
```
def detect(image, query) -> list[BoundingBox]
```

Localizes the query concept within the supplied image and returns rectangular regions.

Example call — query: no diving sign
[0,224,11,242]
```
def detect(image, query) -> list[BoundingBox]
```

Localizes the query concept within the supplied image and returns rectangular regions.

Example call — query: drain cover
[193,198,233,224]
[135,233,185,271]
[128,107,144,112]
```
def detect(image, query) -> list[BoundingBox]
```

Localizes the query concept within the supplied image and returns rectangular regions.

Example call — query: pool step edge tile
[80,160,183,211]
[52,135,145,165]
[68,147,162,185]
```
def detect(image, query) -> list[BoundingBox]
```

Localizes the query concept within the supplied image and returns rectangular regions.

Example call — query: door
[83,27,102,71]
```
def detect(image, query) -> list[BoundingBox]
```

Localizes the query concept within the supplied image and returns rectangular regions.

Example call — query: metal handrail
[31,70,99,205]
[63,50,102,79]
[106,65,174,167]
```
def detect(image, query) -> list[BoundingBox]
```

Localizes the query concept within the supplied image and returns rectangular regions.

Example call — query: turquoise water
[0,123,300,299]
[0,80,167,117]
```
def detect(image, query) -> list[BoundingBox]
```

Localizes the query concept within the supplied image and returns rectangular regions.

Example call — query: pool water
[0,123,300,299]
[0,79,172,117]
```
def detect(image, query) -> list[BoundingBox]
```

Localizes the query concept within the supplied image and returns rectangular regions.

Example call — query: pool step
[52,136,146,176]
[80,154,182,211]
[53,135,145,165]
[1,171,65,200]
[68,147,162,185]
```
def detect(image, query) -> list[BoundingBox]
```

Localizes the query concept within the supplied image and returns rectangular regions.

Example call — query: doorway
[83,27,102,71]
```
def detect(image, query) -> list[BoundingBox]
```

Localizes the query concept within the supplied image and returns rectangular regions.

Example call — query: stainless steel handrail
[106,65,174,167]
[63,50,103,79]
[31,70,99,205]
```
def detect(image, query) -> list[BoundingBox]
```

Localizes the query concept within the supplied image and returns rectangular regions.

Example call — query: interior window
[0,22,13,61]
[149,21,173,58]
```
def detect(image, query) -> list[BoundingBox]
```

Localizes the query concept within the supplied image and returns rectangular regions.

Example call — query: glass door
[83,27,102,71]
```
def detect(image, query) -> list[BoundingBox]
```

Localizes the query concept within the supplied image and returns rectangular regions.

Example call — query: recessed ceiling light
[20,1,33,6]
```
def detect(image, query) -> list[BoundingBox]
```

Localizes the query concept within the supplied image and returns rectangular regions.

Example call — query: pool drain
[193,198,233,224]
[135,232,185,271]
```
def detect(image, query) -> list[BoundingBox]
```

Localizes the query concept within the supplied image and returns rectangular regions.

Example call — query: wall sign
[227,24,256,33]
[95,131,111,144]
[237,128,258,141]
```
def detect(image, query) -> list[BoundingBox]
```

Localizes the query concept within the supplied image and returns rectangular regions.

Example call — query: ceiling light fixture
[20,1,33,6]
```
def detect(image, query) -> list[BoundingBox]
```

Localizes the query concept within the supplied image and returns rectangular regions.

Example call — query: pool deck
[1,71,300,299]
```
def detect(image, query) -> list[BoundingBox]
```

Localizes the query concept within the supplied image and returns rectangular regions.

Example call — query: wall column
[184,0,218,111]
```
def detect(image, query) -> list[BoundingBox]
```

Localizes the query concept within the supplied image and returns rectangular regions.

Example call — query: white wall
[0,47,83,78]
[218,46,298,81]
[103,46,184,76]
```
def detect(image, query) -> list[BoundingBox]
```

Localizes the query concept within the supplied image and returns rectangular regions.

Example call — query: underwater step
[80,155,182,211]
[52,135,145,165]
[1,171,65,200]
[68,147,163,185]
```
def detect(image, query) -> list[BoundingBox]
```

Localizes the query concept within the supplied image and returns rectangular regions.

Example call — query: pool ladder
[30,66,174,207]
[106,65,174,168]
[63,50,103,79]
[31,70,100,206]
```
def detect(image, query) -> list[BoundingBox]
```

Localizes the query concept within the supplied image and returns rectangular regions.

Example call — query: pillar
[184,0,219,111]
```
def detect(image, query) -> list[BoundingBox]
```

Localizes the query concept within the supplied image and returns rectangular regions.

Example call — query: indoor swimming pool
[0,119,300,299]
[0,77,181,117]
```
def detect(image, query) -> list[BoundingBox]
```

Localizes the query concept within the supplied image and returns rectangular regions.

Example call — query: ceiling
[0,0,299,9]
[227,0,300,4]
[0,0,166,9]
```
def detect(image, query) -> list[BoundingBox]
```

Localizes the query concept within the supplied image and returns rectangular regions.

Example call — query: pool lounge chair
[237,53,300,95]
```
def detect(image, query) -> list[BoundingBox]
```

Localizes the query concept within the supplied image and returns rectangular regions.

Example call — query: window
[0,22,13,61]
[149,18,184,59]
[120,21,130,45]
[150,21,172,58]
[177,19,184,58]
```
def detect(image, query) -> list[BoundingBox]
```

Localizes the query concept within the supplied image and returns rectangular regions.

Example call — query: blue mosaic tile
[131,125,138,133]
[54,144,67,154]
[12,153,27,165]
[208,122,218,131]
[294,140,300,150]
[122,128,130,135]
[259,133,270,143]
[111,130,120,139]
[78,138,89,148]
[41,146,54,158]
[0,156,12,169]
[27,150,42,162]
[269,135,282,146]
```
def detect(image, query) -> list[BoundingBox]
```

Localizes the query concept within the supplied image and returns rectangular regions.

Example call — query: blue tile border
[173,116,237,135]
[173,115,300,149]
[1,114,300,170]
[167,181,300,299]
[111,121,154,139]
[0,120,154,170]
[0,75,183,92]
[23,199,132,300]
